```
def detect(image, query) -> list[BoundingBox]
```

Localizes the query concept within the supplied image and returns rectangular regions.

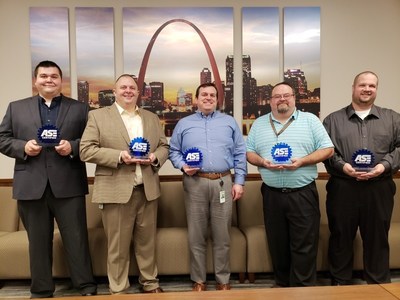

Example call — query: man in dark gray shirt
[323,71,400,285]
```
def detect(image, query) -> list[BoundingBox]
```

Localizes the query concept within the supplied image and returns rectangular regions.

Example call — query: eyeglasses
[271,93,294,100]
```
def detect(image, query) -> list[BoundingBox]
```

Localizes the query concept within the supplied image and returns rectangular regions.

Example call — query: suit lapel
[109,103,131,145]
[140,108,149,137]
[56,95,70,128]
[28,96,42,128]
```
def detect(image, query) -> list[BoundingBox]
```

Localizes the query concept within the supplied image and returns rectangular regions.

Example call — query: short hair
[353,71,379,86]
[115,74,138,85]
[195,82,218,99]
[34,60,62,79]
[272,81,295,94]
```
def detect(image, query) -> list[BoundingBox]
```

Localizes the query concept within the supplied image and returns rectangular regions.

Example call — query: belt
[196,171,231,180]
[265,181,315,193]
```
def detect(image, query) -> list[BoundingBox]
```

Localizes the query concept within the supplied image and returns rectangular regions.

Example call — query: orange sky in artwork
[78,77,114,103]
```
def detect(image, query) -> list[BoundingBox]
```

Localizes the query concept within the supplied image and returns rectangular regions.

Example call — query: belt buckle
[281,188,290,193]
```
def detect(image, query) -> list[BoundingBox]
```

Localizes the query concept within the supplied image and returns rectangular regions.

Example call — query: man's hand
[55,140,72,156]
[232,184,244,201]
[121,151,158,166]
[261,158,286,170]
[120,150,136,165]
[24,139,42,157]
[182,165,200,176]
[279,157,303,170]
[342,162,385,180]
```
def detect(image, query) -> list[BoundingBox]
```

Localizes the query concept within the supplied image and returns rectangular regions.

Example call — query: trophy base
[131,156,149,160]
[38,142,60,147]
[187,165,202,169]
[273,160,291,165]
[353,167,373,172]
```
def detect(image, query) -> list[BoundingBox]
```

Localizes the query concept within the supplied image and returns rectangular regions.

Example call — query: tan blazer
[80,104,169,203]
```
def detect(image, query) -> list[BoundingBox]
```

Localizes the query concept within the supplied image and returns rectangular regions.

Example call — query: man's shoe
[331,278,344,286]
[82,292,97,296]
[192,282,207,291]
[216,283,231,290]
[143,287,164,293]
[30,294,53,299]
[109,289,128,295]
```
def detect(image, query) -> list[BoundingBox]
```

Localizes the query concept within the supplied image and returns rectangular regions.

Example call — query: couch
[238,177,400,282]
[0,180,247,282]
[1,176,399,284]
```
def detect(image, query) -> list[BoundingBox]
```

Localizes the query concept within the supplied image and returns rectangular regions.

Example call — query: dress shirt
[169,110,247,185]
[39,95,61,125]
[323,104,400,178]
[247,109,333,188]
[115,103,143,185]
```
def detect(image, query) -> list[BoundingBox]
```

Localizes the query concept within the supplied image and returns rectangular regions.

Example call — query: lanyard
[269,114,294,137]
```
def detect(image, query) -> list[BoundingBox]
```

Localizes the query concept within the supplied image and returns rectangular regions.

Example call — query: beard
[277,104,290,114]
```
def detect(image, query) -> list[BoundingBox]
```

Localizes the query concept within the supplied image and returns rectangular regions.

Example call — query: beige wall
[0,0,399,178]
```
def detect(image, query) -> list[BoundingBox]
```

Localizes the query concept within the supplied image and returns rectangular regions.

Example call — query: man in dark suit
[0,60,97,298]
[80,74,169,294]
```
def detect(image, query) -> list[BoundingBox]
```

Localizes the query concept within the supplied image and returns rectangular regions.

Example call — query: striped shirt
[246,109,333,188]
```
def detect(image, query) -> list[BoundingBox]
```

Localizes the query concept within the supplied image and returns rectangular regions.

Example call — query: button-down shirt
[116,103,143,185]
[323,104,400,179]
[169,110,247,185]
[39,95,61,125]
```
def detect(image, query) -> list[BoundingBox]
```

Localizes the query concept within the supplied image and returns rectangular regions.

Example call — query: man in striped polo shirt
[246,82,334,287]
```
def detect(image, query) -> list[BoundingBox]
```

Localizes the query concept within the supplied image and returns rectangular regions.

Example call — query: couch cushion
[85,187,103,229]
[158,182,187,228]
[157,226,246,275]
[158,181,239,227]
[237,181,264,228]
[392,178,400,222]
[0,231,30,279]
[0,187,19,232]
[240,225,273,273]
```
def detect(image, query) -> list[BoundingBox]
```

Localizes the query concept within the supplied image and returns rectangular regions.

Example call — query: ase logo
[351,149,375,168]
[273,147,289,157]
[185,152,200,161]
[354,154,372,165]
[37,124,60,144]
[40,129,58,139]
[183,147,203,168]
[129,137,150,158]
[271,142,292,163]
[131,142,148,152]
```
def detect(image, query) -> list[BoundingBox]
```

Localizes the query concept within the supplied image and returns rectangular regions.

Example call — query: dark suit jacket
[0,95,89,200]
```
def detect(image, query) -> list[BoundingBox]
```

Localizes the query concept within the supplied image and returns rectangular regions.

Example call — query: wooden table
[381,282,400,299]
[51,284,400,300]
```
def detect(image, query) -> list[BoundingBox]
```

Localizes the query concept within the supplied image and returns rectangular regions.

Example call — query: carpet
[2,272,399,298]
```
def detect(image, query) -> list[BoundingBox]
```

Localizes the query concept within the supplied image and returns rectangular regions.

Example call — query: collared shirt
[169,110,247,185]
[247,109,333,188]
[323,104,400,178]
[115,102,143,185]
[39,95,62,125]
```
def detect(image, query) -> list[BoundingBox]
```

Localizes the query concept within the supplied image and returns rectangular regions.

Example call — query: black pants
[18,184,97,297]
[261,181,320,287]
[326,176,395,284]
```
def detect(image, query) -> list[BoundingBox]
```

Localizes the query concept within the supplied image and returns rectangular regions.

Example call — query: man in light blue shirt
[169,83,247,291]
[247,82,333,287]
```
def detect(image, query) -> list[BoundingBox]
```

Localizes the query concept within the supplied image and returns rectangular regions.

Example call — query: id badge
[219,190,226,203]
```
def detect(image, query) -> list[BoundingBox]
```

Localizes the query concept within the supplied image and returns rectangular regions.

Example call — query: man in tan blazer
[80,74,169,294]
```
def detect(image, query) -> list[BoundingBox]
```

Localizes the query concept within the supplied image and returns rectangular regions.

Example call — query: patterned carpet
[1,271,392,299]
